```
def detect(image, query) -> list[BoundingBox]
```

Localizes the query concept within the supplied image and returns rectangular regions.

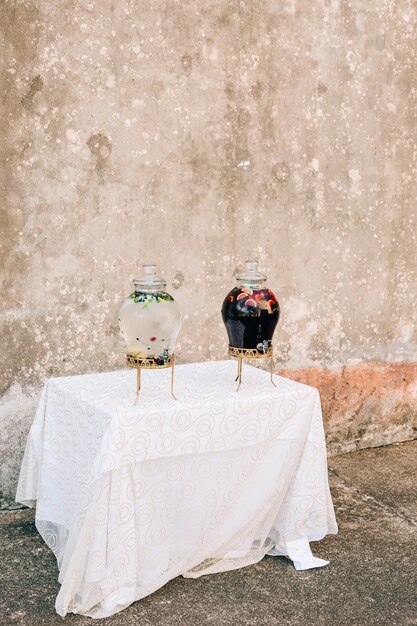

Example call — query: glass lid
[235,259,266,287]
[133,264,167,291]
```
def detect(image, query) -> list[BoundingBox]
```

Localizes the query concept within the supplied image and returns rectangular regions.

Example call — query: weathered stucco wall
[1,0,416,505]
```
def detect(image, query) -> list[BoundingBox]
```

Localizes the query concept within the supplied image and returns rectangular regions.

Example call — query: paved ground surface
[1,440,416,626]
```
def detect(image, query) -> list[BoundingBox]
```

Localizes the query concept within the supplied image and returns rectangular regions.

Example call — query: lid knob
[245,259,258,273]
[134,263,166,291]
[235,259,266,285]
[143,264,157,277]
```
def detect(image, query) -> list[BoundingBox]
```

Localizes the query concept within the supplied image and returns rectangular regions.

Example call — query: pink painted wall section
[280,363,417,455]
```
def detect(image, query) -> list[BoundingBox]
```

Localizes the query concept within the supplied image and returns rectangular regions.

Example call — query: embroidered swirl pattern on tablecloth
[16,360,337,619]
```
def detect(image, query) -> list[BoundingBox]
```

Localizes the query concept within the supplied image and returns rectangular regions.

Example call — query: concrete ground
[1,440,416,626]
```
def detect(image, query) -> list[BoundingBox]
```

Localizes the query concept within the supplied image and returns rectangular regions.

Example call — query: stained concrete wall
[1,0,416,505]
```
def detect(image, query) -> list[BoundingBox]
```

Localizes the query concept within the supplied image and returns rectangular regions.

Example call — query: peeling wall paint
[1,0,416,504]
[281,363,417,455]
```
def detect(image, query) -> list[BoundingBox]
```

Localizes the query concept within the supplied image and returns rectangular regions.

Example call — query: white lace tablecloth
[16,360,337,618]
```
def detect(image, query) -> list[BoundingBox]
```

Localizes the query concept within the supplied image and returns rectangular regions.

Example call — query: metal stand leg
[134,367,141,404]
[236,357,243,391]
[270,354,276,387]
[171,362,177,400]
[229,347,275,391]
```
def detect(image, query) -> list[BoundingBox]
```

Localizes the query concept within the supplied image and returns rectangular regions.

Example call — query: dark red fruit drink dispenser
[222,260,280,389]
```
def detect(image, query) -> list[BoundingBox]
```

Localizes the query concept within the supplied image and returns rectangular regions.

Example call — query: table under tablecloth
[16,360,337,618]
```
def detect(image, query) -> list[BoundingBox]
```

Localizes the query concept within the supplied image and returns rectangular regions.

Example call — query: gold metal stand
[228,346,276,391]
[126,354,176,403]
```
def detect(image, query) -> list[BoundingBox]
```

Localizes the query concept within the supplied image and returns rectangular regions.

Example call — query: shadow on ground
[1,441,416,626]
